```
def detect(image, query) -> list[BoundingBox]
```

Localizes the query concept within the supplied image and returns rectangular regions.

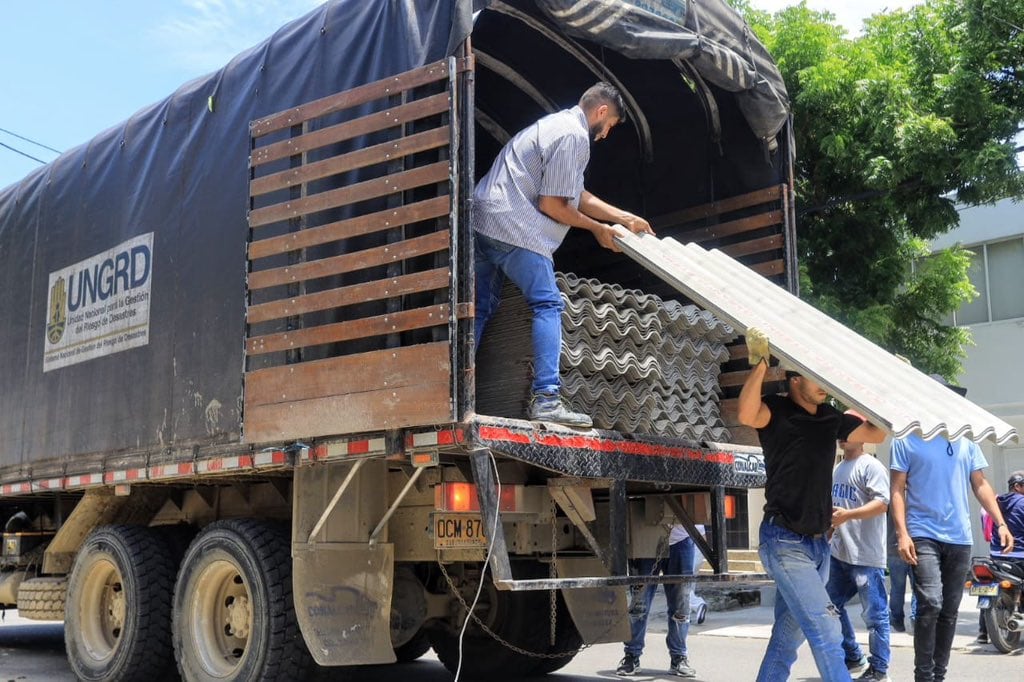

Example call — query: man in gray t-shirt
[826,422,892,681]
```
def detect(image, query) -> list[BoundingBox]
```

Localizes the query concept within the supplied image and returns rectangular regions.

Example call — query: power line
[0,141,46,164]
[0,126,61,154]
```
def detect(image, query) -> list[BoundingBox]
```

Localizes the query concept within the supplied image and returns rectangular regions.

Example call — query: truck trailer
[0,1,797,679]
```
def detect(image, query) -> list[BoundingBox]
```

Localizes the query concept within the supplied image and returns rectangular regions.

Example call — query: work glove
[746,327,770,367]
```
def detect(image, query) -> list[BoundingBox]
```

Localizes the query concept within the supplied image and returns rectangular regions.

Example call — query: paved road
[2,591,1020,681]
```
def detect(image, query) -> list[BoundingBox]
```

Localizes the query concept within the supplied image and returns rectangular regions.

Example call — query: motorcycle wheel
[982,592,1022,653]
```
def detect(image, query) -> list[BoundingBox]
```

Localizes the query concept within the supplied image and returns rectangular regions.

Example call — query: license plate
[433,514,488,549]
[970,584,999,597]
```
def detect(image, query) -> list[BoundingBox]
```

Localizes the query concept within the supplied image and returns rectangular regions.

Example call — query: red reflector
[973,565,995,580]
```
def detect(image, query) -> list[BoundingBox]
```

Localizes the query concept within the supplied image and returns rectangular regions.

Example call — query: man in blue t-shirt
[890,377,1013,682]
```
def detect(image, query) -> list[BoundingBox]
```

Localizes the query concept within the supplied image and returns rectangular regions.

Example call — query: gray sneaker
[529,393,592,428]
[669,655,696,677]
[846,656,869,676]
[858,667,891,682]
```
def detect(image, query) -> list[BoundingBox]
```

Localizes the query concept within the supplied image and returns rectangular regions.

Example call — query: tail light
[435,482,519,512]
[1002,580,1014,590]
[973,564,995,581]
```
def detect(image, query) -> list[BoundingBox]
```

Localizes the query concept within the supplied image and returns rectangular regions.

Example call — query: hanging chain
[549,495,558,646]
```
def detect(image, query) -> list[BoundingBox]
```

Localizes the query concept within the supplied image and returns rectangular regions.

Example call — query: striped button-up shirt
[472,106,590,259]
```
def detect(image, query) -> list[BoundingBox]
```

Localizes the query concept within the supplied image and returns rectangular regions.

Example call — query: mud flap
[555,557,631,644]
[293,543,396,666]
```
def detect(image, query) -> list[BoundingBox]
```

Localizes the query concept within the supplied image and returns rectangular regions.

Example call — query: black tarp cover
[0,0,788,470]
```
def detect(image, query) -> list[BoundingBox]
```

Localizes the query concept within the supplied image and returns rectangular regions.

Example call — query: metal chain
[549,496,558,647]
[436,559,587,659]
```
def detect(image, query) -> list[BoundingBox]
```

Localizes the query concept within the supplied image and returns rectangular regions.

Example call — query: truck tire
[16,576,67,621]
[428,562,563,679]
[172,519,312,682]
[64,525,177,682]
[983,593,1022,653]
[394,629,431,662]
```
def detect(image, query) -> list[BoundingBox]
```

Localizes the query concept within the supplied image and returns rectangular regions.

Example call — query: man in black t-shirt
[738,328,886,682]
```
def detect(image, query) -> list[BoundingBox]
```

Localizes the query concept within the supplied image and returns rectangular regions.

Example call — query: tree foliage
[731,0,1024,378]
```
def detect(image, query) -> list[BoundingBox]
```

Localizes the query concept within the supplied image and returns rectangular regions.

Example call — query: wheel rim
[78,558,127,664]
[188,558,253,677]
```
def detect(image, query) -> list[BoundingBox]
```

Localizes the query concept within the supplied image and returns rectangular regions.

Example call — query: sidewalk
[646,588,986,652]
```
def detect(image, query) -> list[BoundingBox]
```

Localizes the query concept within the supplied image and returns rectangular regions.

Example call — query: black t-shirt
[758,394,863,536]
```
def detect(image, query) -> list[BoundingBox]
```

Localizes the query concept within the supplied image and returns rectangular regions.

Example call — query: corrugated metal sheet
[617,234,1019,445]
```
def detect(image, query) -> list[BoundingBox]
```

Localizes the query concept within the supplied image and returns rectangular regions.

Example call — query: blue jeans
[826,557,891,674]
[756,519,850,682]
[910,538,971,682]
[888,550,917,624]
[473,232,562,395]
[624,538,695,658]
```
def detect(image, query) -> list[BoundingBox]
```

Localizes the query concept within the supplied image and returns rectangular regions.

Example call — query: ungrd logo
[47,276,68,344]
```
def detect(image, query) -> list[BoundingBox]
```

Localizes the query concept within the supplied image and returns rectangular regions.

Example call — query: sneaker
[696,602,708,625]
[846,656,869,675]
[669,655,696,678]
[616,654,640,676]
[891,618,906,633]
[858,667,891,682]
[976,632,988,644]
[529,393,593,428]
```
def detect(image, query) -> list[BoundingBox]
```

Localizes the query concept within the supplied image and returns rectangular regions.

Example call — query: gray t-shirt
[830,454,890,568]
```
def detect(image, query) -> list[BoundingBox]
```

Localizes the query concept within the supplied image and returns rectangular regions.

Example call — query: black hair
[579,82,627,122]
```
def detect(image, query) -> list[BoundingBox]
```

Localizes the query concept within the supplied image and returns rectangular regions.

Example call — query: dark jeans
[910,538,971,682]
[888,550,917,625]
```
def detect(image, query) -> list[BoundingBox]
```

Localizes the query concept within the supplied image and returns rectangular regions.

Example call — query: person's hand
[831,507,853,528]
[898,533,917,566]
[746,327,770,367]
[998,524,1014,554]
[621,213,654,236]
[594,223,629,252]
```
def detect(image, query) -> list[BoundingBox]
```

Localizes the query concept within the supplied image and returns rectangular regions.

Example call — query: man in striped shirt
[474,82,654,427]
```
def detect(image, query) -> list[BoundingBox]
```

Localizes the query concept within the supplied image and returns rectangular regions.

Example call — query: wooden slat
[727,344,749,361]
[719,365,787,388]
[749,259,785,277]
[247,267,449,324]
[247,304,450,355]
[251,92,451,167]
[719,234,784,259]
[246,341,449,405]
[251,60,450,137]
[249,161,450,228]
[681,211,783,244]
[243,343,452,441]
[651,185,784,230]
[248,230,450,290]
[249,196,449,260]
[251,126,450,197]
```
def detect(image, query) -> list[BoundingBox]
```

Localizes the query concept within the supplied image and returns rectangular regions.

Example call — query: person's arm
[971,470,1014,553]
[578,191,654,236]
[890,469,916,565]
[832,499,888,527]
[537,195,629,251]
[738,360,771,429]
[845,420,887,444]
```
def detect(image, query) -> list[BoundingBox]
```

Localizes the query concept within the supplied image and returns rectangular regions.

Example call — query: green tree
[732,0,1024,379]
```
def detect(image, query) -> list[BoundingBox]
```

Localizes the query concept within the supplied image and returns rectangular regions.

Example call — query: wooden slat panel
[719,365,787,388]
[251,126,450,197]
[247,267,449,324]
[245,383,452,442]
[249,161,450,228]
[249,230,450,290]
[651,185,784,230]
[247,304,450,355]
[251,60,449,137]
[249,196,449,260]
[727,344,749,361]
[246,341,449,405]
[750,259,785,277]
[251,92,451,166]
[680,211,783,244]
[719,234,784,259]
[721,398,772,446]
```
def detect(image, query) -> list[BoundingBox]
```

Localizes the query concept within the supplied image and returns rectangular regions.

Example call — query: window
[950,237,1024,325]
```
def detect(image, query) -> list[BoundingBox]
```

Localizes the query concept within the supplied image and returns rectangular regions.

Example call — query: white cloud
[151,0,324,73]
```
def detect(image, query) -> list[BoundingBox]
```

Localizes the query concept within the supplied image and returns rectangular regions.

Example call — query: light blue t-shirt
[890,434,988,545]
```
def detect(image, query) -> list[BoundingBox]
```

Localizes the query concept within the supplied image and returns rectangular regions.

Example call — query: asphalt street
[1,590,1020,681]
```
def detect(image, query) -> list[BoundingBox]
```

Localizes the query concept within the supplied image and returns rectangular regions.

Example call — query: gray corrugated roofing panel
[617,234,1019,445]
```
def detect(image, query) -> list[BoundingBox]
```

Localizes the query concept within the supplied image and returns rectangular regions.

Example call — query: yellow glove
[746,327,770,367]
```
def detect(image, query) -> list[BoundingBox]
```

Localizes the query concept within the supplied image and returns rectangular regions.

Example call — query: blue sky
[0,0,919,190]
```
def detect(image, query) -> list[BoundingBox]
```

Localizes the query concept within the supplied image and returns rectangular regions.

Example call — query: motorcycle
[968,556,1024,653]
